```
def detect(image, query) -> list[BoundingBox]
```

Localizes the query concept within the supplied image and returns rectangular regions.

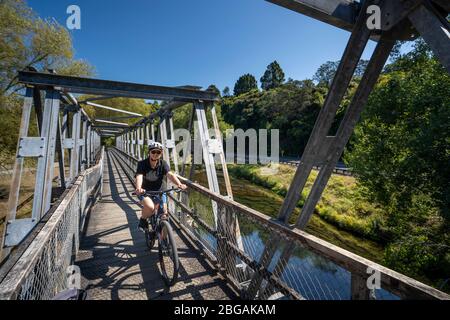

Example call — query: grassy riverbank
[228,163,387,242]
[192,169,385,263]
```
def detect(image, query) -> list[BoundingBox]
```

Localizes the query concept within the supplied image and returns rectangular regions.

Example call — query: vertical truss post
[55,114,66,188]
[0,88,34,260]
[144,122,150,145]
[130,130,135,158]
[32,90,61,220]
[136,126,142,160]
[168,116,179,174]
[210,104,233,199]
[179,104,195,227]
[194,101,241,277]
[33,87,43,135]
[210,103,245,255]
[159,115,171,164]
[194,101,220,222]
[134,128,138,158]
[80,116,87,171]
[156,118,161,143]
[69,108,81,182]
[140,125,144,159]
[134,128,139,158]
[126,131,130,155]
[86,123,91,167]
[91,128,96,163]
[150,121,156,141]
[181,104,195,178]
[61,109,70,180]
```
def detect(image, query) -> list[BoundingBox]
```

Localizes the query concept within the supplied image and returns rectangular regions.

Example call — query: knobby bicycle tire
[158,220,179,286]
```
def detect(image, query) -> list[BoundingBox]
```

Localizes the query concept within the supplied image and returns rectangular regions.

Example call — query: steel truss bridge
[0,0,449,300]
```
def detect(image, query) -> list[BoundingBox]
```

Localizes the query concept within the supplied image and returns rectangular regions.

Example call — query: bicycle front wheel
[158,220,179,286]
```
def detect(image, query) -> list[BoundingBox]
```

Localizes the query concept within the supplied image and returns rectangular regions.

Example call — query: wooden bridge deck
[75,152,237,300]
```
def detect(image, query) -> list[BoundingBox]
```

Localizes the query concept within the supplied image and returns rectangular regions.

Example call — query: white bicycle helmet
[148,141,163,151]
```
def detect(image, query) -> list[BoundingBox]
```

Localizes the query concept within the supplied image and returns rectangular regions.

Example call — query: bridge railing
[0,148,104,300]
[109,147,449,300]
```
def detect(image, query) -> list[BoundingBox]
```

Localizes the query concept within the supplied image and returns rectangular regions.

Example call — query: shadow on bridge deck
[75,151,237,300]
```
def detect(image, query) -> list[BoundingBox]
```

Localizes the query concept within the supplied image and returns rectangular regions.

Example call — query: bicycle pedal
[138,226,147,233]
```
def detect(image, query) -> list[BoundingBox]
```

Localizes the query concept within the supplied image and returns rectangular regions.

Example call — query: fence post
[351,273,371,300]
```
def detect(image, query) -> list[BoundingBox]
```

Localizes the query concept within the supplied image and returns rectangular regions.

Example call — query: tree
[345,39,450,283]
[221,81,324,155]
[233,73,258,96]
[0,0,93,96]
[0,0,94,164]
[313,60,369,87]
[206,84,221,97]
[260,60,285,90]
[222,86,231,97]
[313,61,339,87]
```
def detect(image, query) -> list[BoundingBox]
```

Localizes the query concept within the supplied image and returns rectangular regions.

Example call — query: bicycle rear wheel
[158,220,179,286]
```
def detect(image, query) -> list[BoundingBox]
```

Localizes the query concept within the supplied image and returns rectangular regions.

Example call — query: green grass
[227,163,386,242]
[191,168,385,263]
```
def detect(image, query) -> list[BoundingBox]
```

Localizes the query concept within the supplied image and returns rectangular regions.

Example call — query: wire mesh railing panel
[258,239,351,300]
[0,149,104,300]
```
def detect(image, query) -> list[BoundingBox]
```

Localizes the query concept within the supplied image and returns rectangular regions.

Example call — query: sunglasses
[150,150,162,155]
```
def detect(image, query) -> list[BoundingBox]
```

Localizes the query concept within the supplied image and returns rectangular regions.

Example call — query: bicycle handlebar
[141,187,184,196]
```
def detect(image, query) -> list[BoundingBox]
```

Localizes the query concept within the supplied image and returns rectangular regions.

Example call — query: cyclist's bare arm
[135,174,145,194]
[167,171,187,190]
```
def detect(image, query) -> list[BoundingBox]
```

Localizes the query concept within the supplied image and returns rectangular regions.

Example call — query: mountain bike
[140,187,183,286]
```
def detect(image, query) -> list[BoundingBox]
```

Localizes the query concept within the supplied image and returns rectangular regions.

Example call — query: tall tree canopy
[260,60,285,90]
[222,86,231,97]
[233,73,258,96]
[222,80,325,156]
[0,0,93,164]
[345,39,450,281]
[313,59,369,87]
[206,84,221,98]
[0,0,93,96]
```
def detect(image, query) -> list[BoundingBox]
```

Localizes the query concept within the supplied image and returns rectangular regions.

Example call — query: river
[188,169,399,300]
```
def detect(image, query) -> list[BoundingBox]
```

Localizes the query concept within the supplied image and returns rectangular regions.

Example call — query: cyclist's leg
[159,193,169,240]
[150,195,161,217]
[140,196,155,219]
[160,193,168,220]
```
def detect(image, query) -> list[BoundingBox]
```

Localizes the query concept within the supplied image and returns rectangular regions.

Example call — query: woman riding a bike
[135,141,187,232]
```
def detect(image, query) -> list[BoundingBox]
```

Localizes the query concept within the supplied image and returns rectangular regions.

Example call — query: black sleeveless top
[135,158,170,191]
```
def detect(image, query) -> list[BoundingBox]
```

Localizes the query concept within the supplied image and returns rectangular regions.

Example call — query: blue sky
[27,0,378,92]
